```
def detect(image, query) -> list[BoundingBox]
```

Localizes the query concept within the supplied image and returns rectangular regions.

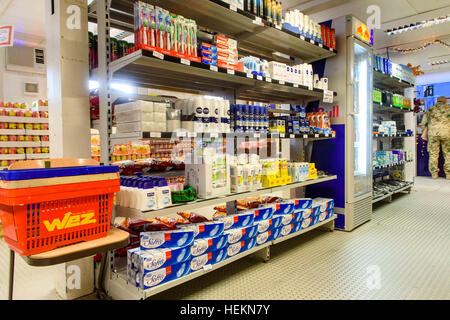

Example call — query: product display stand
[372,68,415,204]
[90,0,340,299]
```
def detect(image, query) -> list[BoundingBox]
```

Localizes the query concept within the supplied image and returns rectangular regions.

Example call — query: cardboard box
[133,246,192,272]
[189,247,228,271]
[176,221,225,239]
[255,216,283,234]
[226,237,257,258]
[140,230,195,250]
[279,222,302,237]
[256,228,282,245]
[214,211,255,230]
[137,260,191,289]
[224,224,258,244]
[190,233,229,256]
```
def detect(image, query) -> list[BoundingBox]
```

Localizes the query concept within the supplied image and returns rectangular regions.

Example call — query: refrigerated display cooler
[307,15,373,231]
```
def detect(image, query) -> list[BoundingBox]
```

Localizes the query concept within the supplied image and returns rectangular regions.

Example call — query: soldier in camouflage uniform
[421,96,450,179]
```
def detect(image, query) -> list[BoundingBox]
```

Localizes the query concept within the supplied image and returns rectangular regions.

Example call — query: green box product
[373,89,382,104]
[393,94,402,107]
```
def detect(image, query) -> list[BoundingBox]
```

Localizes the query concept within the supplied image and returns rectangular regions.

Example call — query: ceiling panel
[404,0,450,13]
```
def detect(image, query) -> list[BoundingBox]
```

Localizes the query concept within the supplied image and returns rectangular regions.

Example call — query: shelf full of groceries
[0,100,50,168]
[116,195,335,293]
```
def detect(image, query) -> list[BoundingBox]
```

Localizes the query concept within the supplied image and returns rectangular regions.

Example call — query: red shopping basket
[0,159,120,256]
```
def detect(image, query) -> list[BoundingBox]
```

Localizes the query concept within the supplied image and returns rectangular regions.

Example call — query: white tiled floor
[1,176,449,300]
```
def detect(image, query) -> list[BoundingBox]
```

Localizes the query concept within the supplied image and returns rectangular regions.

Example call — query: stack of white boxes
[269,62,326,90]
[115,100,168,133]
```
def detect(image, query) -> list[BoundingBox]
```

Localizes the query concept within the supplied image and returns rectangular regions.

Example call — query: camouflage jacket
[421,102,450,139]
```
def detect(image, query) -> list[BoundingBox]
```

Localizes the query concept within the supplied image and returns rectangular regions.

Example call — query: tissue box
[189,247,228,271]
[274,211,303,226]
[190,233,229,256]
[133,246,191,272]
[256,228,282,245]
[176,221,224,239]
[300,217,314,229]
[226,237,257,258]
[255,216,283,233]
[293,198,313,210]
[224,224,258,244]
[252,206,274,222]
[137,260,191,290]
[279,222,302,237]
[140,230,194,250]
[214,211,255,230]
[296,208,313,220]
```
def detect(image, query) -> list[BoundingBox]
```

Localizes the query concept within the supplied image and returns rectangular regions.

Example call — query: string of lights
[392,40,450,54]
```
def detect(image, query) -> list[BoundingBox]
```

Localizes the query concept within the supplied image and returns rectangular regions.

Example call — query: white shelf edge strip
[112,215,336,299]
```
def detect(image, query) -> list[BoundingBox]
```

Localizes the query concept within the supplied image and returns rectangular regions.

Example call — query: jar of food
[32,136,40,142]
[25,123,33,130]
[8,135,17,141]
[8,123,17,129]
[16,147,24,154]
[24,135,32,141]
[0,147,9,154]
[33,123,41,130]
[9,147,17,154]
[33,147,41,154]
[17,123,24,129]
[25,147,33,154]
[0,135,8,141]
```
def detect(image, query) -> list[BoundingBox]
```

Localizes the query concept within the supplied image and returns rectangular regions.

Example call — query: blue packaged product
[176,221,224,239]
[271,201,295,215]
[224,224,258,244]
[255,227,282,245]
[214,211,255,230]
[140,229,195,250]
[199,42,217,53]
[300,217,314,229]
[252,206,274,222]
[296,208,313,220]
[127,247,140,270]
[255,215,283,233]
[279,222,302,237]
[135,246,191,272]
[293,198,313,210]
[274,210,303,226]
[312,208,334,225]
[190,233,229,256]
[137,260,191,289]
[189,247,227,271]
[312,198,334,215]
[226,237,257,258]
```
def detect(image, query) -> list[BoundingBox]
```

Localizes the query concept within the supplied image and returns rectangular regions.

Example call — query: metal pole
[8,250,15,300]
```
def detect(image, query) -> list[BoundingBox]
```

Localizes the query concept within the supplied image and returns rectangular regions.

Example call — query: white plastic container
[138,180,157,211]
[155,178,172,209]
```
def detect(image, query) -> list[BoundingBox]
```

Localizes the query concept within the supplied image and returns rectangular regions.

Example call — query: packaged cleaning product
[255,215,283,233]
[176,221,224,239]
[214,211,255,230]
[140,229,194,249]
[134,246,191,271]
[226,237,257,258]
[224,224,258,244]
[256,227,282,245]
[191,233,229,256]
[190,247,227,271]
[137,259,191,289]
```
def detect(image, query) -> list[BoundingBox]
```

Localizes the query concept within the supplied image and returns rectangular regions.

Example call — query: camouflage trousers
[428,137,450,176]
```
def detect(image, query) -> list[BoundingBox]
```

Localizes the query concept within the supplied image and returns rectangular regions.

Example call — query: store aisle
[0,177,448,300]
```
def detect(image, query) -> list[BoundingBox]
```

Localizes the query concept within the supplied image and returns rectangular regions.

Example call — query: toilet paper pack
[255,216,283,234]
[189,247,228,272]
[293,198,313,210]
[140,230,195,250]
[300,217,314,229]
[312,198,334,216]
[251,206,274,222]
[274,210,303,226]
[226,237,257,258]
[224,224,258,244]
[256,228,282,245]
[280,222,302,237]
[312,208,334,225]
[134,246,192,272]
[296,208,313,220]
[214,211,255,230]
[190,233,229,256]
[137,260,191,290]
[270,201,295,215]
[176,221,225,239]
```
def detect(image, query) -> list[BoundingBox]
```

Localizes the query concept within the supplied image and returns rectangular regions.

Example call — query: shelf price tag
[319,43,323,48]
[247,73,253,78]
[227,69,235,75]
[310,39,315,44]
[188,132,197,138]
[230,4,237,11]
[290,134,295,138]
[257,75,263,80]
[254,133,260,138]
[153,51,164,59]
[203,264,212,271]
[314,134,319,138]
[210,65,218,72]
[279,80,285,85]
[293,84,299,88]
[303,134,308,139]
[323,89,334,103]
[300,35,305,41]
[265,77,272,83]
[275,24,282,30]
[253,17,263,25]
[180,58,190,66]
[150,132,161,138]
[176,131,186,137]
[210,132,219,138]
[329,47,333,51]
[325,133,329,137]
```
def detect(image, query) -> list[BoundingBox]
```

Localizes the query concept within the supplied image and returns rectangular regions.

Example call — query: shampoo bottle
[156,178,173,209]
[139,178,157,211]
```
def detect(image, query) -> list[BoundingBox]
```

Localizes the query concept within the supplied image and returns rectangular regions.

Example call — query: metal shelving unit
[105,215,336,300]
[373,102,413,114]
[372,182,413,204]
[373,70,414,92]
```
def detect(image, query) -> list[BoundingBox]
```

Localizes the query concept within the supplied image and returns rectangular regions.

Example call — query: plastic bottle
[155,178,172,209]
[139,178,157,211]
[122,178,136,208]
